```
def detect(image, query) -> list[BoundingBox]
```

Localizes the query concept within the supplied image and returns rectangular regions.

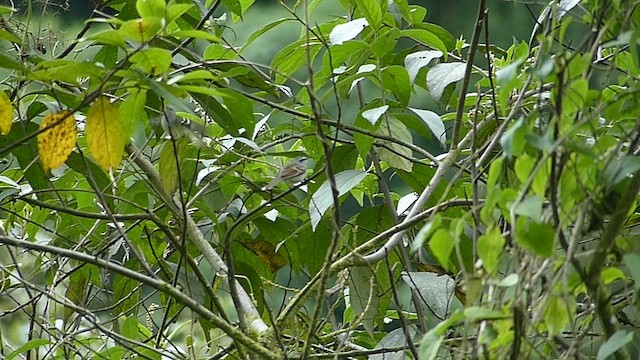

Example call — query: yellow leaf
[159,138,188,194]
[86,97,126,171]
[0,91,13,135]
[37,111,77,173]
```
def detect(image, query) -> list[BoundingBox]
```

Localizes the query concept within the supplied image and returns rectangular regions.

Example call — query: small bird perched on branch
[262,156,309,191]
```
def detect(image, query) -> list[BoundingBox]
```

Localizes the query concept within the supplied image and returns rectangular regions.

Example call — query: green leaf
[122,315,141,339]
[389,0,412,25]
[408,5,427,24]
[113,261,141,316]
[348,266,379,336]
[166,3,193,24]
[272,38,322,83]
[500,117,527,159]
[0,29,21,44]
[309,170,367,230]
[130,47,172,75]
[353,114,377,157]
[120,88,148,139]
[223,0,244,19]
[544,296,570,336]
[515,217,554,257]
[329,18,369,46]
[84,29,127,47]
[6,339,51,360]
[400,29,448,58]
[0,122,51,198]
[464,306,510,321]
[596,331,634,360]
[136,0,166,18]
[486,156,504,191]
[426,62,466,101]
[561,78,589,117]
[119,17,163,42]
[191,93,239,136]
[477,226,505,274]
[412,214,442,252]
[159,138,188,194]
[418,23,456,51]
[601,267,625,285]
[217,88,255,136]
[0,53,28,71]
[429,229,454,271]
[169,29,220,42]
[514,195,543,221]
[355,0,382,30]
[418,329,444,359]
[381,66,410,107]
[65,152,112,206]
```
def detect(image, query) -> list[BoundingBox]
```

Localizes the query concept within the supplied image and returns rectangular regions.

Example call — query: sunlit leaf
[477,226,505,274]
[376,116,413,172]
[408,108,445,146]
[405,50,443,83]
[37,111,76,173]
[119,17,164,42]
[544,296,570,336]
[136,0,166,18]
[130,47,172,75]
[86,97,126,171]
[361,105,388,125]
[426,62,466,101]
[310,170,367,230]
[330,18,368,46]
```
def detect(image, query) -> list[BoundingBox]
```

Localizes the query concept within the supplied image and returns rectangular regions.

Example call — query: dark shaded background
[13,0,540,48]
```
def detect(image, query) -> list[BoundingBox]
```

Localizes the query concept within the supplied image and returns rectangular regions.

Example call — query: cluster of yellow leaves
[33,96,126,173]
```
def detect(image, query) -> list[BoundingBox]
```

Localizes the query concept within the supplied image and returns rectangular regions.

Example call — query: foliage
[0,0,639,359]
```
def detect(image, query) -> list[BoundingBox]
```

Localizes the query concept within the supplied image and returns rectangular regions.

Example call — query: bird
[160,107,210,147]
[261,156,309,191]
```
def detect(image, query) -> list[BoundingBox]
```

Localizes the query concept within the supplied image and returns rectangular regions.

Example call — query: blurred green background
[19,0,539,51]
